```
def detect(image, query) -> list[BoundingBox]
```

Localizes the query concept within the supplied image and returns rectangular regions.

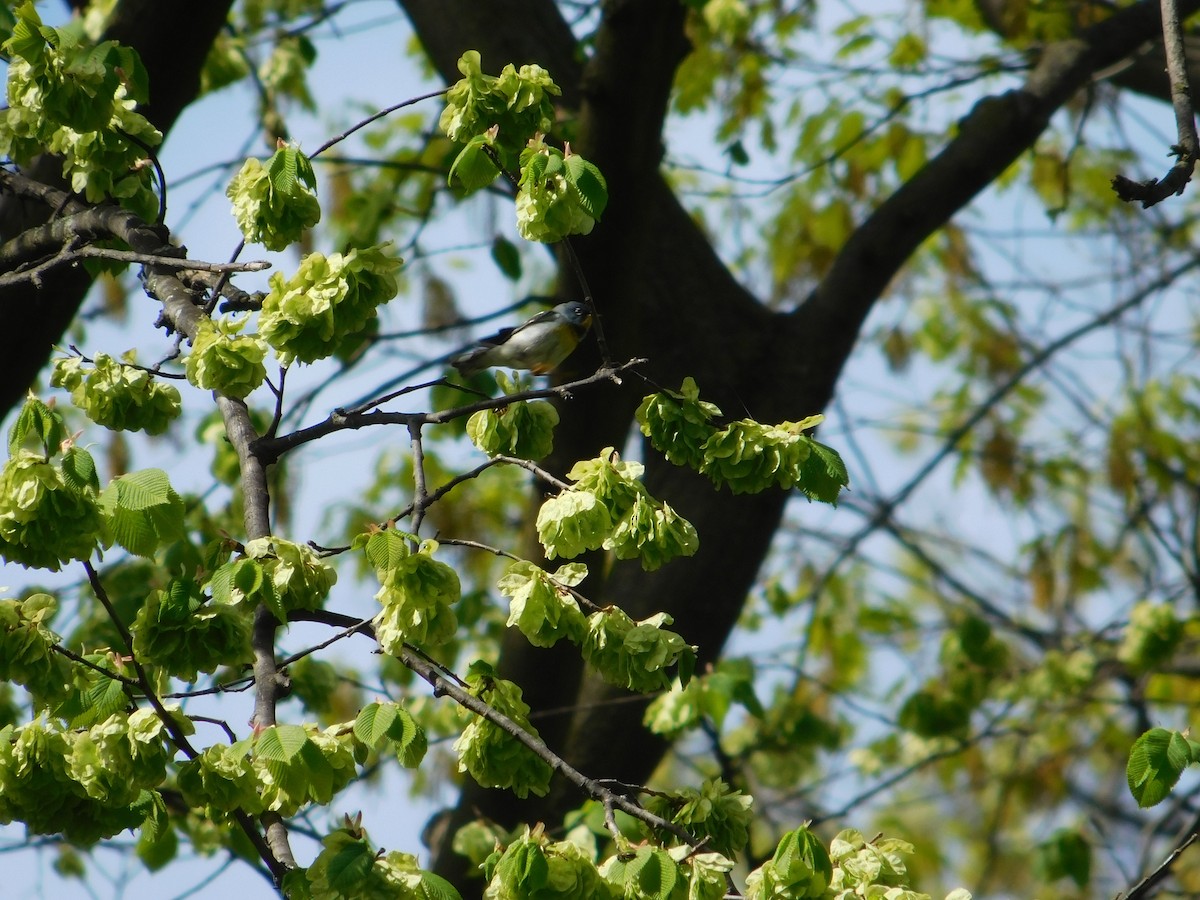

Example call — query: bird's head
[557,301,593,331]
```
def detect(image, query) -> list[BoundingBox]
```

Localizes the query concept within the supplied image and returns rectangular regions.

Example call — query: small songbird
[449,301,593,376]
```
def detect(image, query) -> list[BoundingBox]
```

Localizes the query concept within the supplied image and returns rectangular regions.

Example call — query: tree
[3,0,1200,897]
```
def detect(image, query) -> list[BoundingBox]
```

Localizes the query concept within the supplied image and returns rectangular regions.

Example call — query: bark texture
[0,0,235,416]
[2,0,1196,891]
[398,0,1200,889]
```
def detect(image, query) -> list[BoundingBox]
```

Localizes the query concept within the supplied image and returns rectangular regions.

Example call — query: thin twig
[409,421,429,542]
[254,358,646,465]
[294,607,700,844]
[77,246,270,272]
[401,644,699,845]
[435,537,523,562]
[0,234,267,290]
[491,455,574,492]
[115,126,168,224]
[437,538,605,612]
[388,458,503,526]
[801,255,1200,659]
[560,236,613,366]
[49,643,140,687]
[202,239,246,315]
[278,616,376,668]
[345,377,464,417]
[1117,830,1200,899]
[65,344,188,379]
[310,89,448,158]
[188,715,239,745]
[1112,0,1198,206]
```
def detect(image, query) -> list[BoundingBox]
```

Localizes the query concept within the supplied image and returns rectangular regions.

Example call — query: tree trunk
[398,0,1199,889]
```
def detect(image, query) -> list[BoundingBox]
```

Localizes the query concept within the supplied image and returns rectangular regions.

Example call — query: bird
[449,301,593,376]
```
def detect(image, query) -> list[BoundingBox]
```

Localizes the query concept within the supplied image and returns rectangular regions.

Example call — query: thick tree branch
[0,0,235,420]
[976,0,1200,106]
[395,3,1200,887]
[0,165,302,881]
[0,167,231,344]
[215,391,296,872]
[0,211,268,289]
[797,0,1200,373]
[399,0,583,107]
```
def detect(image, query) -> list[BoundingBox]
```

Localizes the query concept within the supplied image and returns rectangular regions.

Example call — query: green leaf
[898,686,972,738]
[439,52,559,158]
[131,578,252,682]
[448,135,499,191]
[1127,727,1195,807]
[563,154,608,220]
[636,378,722,471]
[353,701,423,764]
[77,673,129,726]
[231,557,265,598]
[497,560,587,648]
[386,708,422,759]
[888,32,927,68]
[491,236,522,281]
[372,541,460,652]
[467,399,558,461]
[319,836,376,892]
[98,469,185,559]
[267,144,317,193]
[51,353,181,436]
[452,667,553,798]
[419,871,463,900]
[582,607,696,693]
[1035,827,1091,888]
[184,317,267,399]
[243,537,337,614]
[354,702,397,749]
[256,723,309,765]
[745,825,831,898]
[536,489,611,560]
[0,450,102,570]
[226,152,321,251]
[642,779,753,857]
[59,447,99,494]
[515,139,604,242]
[8,394,66,456]
[4,3,45,64]
[798,438,850,504]
[358,529,412,579]
[135,814,178,871]
[629,847,677,897]
[259,244,402,366]
[506,842,549,891]
[520,145,551,185]
[106,468,172,510]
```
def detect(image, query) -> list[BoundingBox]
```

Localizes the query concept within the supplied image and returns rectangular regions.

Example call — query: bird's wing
[506,308,560,337]
[470,324,518,349]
